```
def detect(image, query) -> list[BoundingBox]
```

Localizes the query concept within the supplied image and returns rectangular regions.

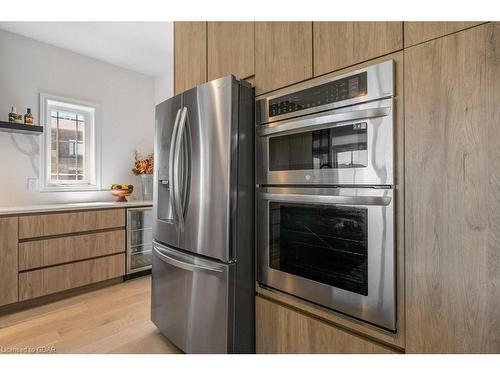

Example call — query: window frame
[40,93,102,191]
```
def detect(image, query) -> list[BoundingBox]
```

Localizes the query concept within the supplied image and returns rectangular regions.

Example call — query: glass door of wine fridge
[127,207,153,274]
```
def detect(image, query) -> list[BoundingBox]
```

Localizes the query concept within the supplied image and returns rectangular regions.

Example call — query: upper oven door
[256,99,393,186]
[256,186,395,331]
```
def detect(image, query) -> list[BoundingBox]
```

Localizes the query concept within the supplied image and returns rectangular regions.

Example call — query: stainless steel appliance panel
[151,242,234,353]
[177,77,238,262]
[153,96,181,248]
[256,99,394,186]
[257,186,395,330]
[256,60,394,125]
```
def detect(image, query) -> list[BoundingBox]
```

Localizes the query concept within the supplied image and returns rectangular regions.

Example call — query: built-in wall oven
[256,61,396,331]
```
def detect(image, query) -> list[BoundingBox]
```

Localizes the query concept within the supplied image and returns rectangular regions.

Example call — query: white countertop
[0,200,153,216]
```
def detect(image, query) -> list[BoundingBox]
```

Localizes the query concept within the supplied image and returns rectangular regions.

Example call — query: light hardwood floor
[0,276,182,354]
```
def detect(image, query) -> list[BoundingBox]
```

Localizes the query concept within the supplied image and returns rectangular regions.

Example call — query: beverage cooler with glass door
[126,207,153,274]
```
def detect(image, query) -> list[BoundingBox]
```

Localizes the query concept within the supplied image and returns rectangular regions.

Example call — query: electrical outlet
[27,178,39,192]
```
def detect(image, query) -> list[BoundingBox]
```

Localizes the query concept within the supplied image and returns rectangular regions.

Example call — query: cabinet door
[404,21,483,47]
[405,23,500,353]
[313,22,402,76]
[256,297,396,354]
[207,22,254,81]
[0,217,18,306]
[174,22,207,95]
[255,22,312,94]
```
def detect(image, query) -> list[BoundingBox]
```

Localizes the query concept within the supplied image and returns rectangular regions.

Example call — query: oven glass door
[269,123,368,172]
[257,187,396,331]
[256,99,393,186]
[270,202,369,296]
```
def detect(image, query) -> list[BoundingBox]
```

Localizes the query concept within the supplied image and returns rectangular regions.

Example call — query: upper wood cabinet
[174,22,207,95]
[0,217,18,307]
[405,23,500,353]
[404,22,483,47]
[255,22,313,94]
[313,22,403,76]
[207,22,254,81]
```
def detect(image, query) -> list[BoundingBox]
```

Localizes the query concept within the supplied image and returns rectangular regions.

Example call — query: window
[40,94,101,190]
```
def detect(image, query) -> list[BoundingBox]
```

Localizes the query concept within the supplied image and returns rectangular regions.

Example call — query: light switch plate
[27,178,39,192]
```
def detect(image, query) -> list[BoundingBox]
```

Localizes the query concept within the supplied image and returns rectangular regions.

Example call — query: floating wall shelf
[0,120,43,135]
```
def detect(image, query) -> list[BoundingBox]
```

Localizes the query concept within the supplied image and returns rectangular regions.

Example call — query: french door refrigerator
[151,76,255,354]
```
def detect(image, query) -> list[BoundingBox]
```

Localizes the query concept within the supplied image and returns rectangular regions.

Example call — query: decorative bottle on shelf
[8,106,22,123]
[24,108,33,125]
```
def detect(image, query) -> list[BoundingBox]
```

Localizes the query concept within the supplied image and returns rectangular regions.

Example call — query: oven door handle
[261,192,392,206]
[257,106,390,137]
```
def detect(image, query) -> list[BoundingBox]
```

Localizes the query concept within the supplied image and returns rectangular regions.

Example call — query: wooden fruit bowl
[110,184,134,202]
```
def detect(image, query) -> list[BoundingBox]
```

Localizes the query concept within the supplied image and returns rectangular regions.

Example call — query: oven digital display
[268,72,368,117]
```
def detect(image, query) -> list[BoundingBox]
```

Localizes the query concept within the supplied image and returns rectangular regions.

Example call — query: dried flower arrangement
[132,150,154,175]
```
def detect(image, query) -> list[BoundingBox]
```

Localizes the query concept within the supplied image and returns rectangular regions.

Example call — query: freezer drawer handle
[153,246,223,274]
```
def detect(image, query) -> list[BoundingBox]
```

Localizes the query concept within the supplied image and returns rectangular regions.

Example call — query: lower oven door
[257,186,395,331]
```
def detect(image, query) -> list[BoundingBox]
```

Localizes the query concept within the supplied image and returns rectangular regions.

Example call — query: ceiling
[0,22,172,77]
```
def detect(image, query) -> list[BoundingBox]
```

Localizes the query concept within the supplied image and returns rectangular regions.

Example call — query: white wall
[154,22,174,105]
[154,70,173,105]
[0,30,155,206]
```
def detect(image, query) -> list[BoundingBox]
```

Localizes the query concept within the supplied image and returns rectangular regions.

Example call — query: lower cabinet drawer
[18,208,125,239]
[19,254,125,301]
[19,229,125,271]
[256,296,397,354]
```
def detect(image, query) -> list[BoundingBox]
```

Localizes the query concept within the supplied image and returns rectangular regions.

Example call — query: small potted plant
[132,151,154,200]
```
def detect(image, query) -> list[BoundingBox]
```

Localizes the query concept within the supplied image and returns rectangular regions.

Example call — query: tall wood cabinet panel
[256,297,397,353]
[404,22,484,47]
[207,22,254,81]
[313,22,403,76]
[405,23,500,353]
[254,22,312,94]
[0,217,18,306]
[174,22,207,95]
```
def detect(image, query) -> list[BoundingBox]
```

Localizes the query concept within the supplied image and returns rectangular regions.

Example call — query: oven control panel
[268,72,368,118]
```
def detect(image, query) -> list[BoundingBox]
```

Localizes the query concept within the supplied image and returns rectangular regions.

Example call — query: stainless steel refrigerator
[151,76,255,354]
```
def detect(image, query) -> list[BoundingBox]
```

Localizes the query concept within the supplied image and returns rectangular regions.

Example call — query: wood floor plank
[0,276,181,354]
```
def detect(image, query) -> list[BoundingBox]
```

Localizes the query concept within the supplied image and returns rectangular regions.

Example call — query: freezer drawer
[151,242,233,353]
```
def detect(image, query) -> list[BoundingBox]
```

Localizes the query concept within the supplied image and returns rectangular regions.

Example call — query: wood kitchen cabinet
[19,254,125,301]
[174,22,207,95]
[256,296,397,353]
[207,22,254,81]
[19,229,125,271]
[254,22,312,94]
[404,21,484,47]
[313,22,403,76]
[0,217,18,306]
[18,208,125,239]
[405,23,500,353]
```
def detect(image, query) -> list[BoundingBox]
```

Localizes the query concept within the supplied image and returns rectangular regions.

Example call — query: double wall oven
[256,61,396,331]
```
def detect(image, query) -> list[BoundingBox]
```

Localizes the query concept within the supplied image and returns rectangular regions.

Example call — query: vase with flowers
[132,151,154,201]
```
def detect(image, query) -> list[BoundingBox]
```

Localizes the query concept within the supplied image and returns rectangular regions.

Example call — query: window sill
[40,185,103,193]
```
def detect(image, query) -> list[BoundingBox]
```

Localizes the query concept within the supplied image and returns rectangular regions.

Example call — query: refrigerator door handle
[168,108,182,225]
[153,245,223,274]
[174,107,189,232]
